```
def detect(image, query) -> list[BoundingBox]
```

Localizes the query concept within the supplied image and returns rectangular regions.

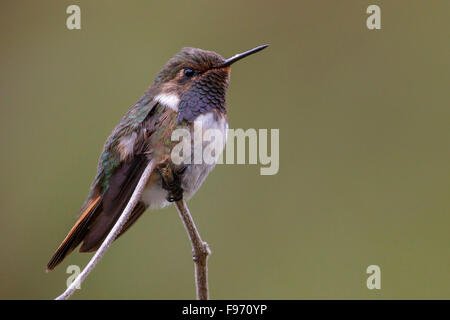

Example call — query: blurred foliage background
[1,0,449,299]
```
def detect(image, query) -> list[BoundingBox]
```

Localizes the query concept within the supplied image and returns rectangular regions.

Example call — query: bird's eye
[184,68,195,78]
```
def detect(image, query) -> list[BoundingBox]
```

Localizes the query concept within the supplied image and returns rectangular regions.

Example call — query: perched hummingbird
[47,44,268,270]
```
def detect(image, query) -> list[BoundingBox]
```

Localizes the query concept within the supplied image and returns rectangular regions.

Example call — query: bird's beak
[214,44,269,68]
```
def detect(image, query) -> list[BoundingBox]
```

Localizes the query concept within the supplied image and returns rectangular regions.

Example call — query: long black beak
[215,44,269,68]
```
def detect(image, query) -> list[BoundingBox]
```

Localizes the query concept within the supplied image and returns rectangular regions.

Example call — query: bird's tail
[46,196,102,271]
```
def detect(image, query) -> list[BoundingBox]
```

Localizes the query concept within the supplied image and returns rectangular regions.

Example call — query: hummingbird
[47,44,268,270]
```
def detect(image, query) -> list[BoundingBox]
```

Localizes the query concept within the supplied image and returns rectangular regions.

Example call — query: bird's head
[152,45,268,121]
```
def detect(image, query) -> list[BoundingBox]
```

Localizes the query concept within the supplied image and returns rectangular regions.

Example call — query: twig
[157,162,211,299]
[174,199,211,300]
[55,160,156,300]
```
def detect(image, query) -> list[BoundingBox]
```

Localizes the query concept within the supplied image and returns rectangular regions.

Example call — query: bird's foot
[158,164,185,202]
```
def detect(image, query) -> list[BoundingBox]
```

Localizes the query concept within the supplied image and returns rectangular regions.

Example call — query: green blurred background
[1,0,449,299]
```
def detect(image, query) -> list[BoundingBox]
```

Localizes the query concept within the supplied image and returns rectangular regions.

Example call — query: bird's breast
[141,111,228,209]
[180,111,228,200]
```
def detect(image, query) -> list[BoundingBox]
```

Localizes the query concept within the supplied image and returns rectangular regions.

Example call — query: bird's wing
[47,97,178,270]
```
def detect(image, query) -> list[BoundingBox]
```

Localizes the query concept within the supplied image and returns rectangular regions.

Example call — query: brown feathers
[46,196,101,271]
[79,155,148,252]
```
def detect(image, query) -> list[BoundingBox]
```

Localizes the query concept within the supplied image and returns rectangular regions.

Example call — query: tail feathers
[46,198,148,271]
[46,196,101,271]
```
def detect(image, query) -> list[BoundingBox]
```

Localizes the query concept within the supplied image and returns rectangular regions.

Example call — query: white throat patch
[155,93,180,111]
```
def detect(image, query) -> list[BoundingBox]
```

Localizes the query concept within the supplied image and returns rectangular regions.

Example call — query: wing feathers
[79,155,148,252]
[46,102,176,270]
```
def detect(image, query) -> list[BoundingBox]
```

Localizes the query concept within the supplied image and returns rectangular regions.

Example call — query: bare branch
[174,199,211,300]
[55,160,156,300]
[157,162,211,299]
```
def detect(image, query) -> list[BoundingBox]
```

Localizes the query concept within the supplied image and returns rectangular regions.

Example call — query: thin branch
[157,162,211,299]
[55,160,156,300]
[174,199,211,300]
